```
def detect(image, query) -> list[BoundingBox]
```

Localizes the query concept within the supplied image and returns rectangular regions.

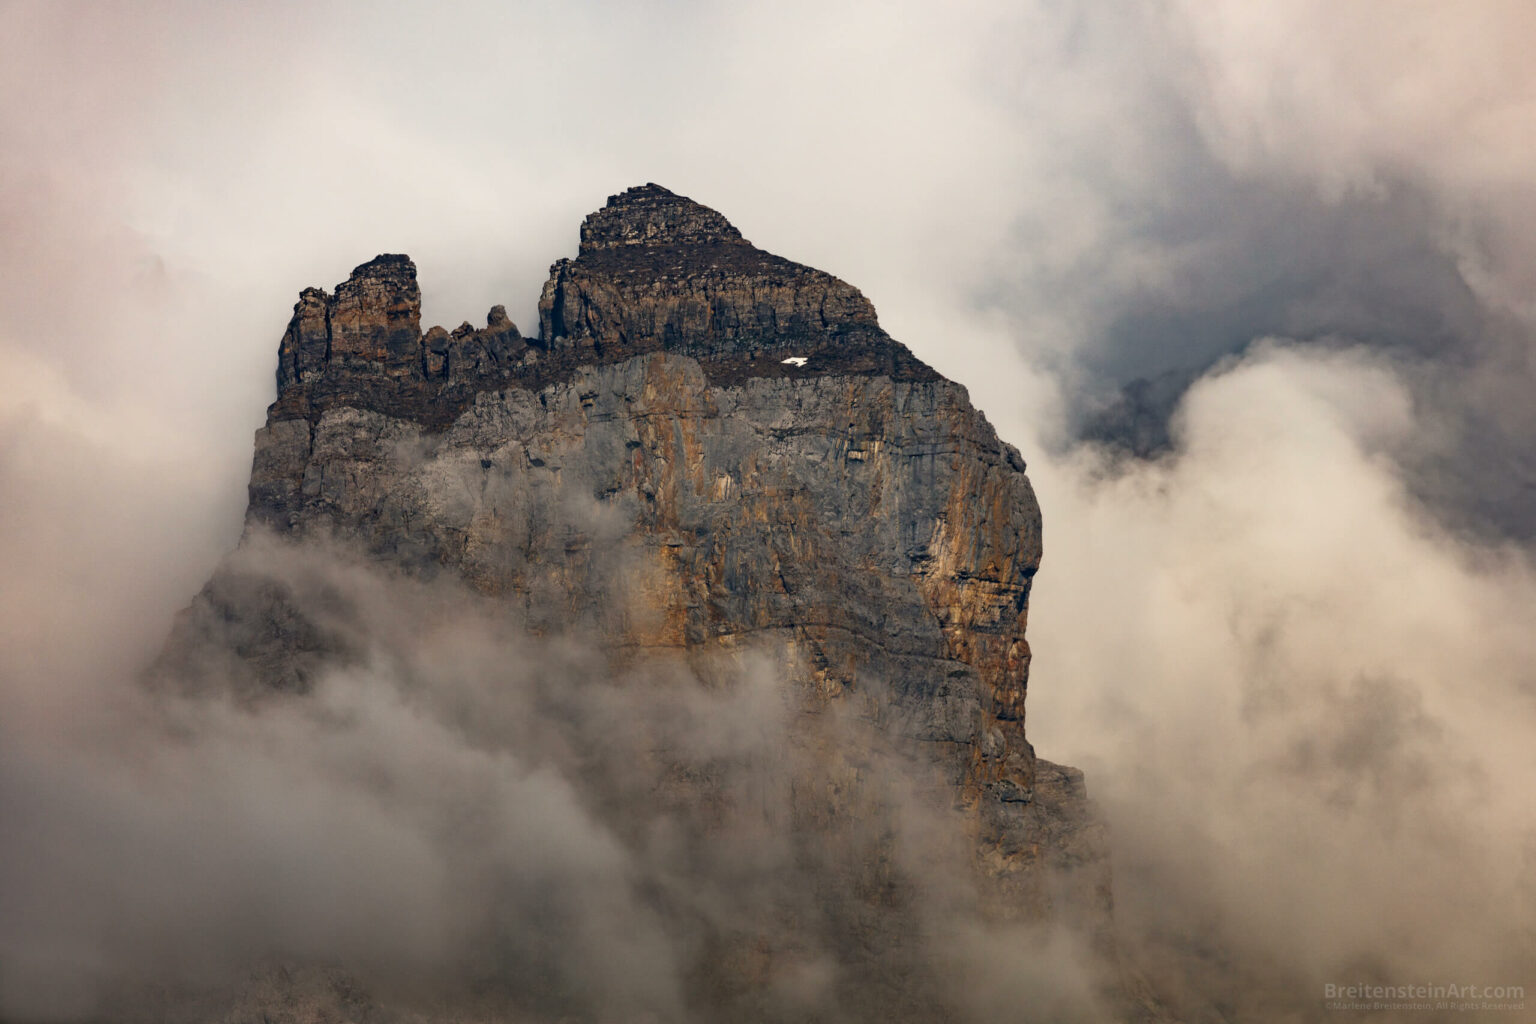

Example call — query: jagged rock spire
[328,254,423,377]
[276,254,422,391]
[275,255,524,400]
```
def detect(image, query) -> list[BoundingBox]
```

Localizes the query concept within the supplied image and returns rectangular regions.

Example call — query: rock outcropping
[155,185,1120,1022]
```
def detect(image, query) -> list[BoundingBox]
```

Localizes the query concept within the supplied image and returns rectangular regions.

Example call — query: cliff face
[156,185,1117,1021]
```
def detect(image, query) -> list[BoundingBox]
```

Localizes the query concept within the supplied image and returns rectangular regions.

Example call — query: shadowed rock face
[155,185,1124,1021]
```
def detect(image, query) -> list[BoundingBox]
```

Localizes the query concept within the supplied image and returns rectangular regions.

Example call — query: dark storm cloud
[1078,180,1486,384]
[962,2,1536,536]
[1020,149,1536,533]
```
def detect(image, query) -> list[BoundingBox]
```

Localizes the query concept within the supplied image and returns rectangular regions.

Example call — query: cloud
[1028,344,1536,1017]
[3,1,1536,1020]
[2,530,1113,1021]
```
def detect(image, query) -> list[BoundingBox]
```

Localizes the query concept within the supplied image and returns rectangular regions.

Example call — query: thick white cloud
[1028,345,1536,1014]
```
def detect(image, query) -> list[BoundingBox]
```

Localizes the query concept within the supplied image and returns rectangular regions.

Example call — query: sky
[3,1,1535,1020]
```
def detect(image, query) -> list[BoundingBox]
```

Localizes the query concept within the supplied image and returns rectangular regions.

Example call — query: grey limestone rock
[153,185,1131,1021]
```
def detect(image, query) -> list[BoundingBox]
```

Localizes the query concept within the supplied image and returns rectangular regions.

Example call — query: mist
[1028,344,1536,1018]
[5,527,1117,1021]
[3,1,1535,1020]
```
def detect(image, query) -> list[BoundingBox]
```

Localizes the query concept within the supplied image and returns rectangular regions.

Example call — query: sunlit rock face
[155,185,1124,1022]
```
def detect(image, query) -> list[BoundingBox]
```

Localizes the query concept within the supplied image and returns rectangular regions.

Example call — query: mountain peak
[155,182,1115,1021]
[544,185,887,361]
[578,183,747,254]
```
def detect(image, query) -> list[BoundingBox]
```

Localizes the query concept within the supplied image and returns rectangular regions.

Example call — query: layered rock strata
[157,184,1119,1020]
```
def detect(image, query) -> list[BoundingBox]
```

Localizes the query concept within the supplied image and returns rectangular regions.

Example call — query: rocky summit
[152,185,1127,1022]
